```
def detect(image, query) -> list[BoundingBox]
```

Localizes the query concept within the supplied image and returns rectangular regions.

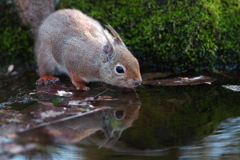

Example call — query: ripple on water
[180,117,240,159]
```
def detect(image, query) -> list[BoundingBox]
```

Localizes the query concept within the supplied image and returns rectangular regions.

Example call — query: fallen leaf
[56,90,73,97]
[95,96,118,101]
[52,98,65,105]
[143,75,216,86]
[33,84,73,96]
[40,110,65,119]
[222,85,240,92]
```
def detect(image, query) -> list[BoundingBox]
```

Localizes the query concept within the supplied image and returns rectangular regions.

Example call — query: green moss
[59,0,240,70]
[0,1,34,68]
[1,0,239,70]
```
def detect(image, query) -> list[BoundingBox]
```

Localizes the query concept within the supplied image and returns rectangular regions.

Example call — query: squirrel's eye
[116,66,124,74]
[115,110,124,119]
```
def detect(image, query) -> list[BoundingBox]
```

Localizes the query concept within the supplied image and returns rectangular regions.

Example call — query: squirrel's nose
[134,78,142,86]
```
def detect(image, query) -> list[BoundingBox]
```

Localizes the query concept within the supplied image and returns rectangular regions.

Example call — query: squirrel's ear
[102,42,114,63]
[103,42,113,54]
[105,25,126,46]
[102,29,115,63]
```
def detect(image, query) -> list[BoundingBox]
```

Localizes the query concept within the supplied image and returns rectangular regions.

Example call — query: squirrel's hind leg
[36,43,60,85]
[36,75,60,85]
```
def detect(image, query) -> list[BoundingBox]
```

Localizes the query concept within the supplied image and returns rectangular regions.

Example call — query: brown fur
[35,9,142,90]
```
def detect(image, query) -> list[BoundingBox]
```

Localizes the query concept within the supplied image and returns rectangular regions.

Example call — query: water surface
[0,69,240,160]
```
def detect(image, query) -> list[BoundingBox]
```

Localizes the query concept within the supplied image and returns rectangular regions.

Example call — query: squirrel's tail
[14,0,55,36]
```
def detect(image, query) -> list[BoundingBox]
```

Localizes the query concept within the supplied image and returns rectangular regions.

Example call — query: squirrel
[35,9,142,90]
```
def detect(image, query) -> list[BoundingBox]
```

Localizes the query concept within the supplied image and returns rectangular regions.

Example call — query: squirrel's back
[37,9,112,57]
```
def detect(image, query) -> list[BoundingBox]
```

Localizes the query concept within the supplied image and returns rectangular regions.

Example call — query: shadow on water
[0,69,240,160]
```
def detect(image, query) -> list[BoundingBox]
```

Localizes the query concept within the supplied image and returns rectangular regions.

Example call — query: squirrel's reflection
[17,92,141,148]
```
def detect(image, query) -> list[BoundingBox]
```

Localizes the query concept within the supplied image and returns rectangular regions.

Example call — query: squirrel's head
[99,25,142,88]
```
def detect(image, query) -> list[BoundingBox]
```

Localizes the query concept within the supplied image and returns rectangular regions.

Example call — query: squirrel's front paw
[36,75,60,85]
[71,78,90,91]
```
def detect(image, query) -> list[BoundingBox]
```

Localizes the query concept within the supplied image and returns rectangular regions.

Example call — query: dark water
[0,69,240,160]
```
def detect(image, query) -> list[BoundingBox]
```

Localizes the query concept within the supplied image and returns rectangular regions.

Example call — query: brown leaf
[32,84,73,96]
[143,75,216,86]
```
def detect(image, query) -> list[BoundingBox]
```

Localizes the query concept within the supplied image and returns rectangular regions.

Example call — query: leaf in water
[94,96,118,101]
[0,109,12,114]
[143,75,216,86]
[0,102,12,107]
[222,85,240,92]
[40,110,65,119]
[67,100,93,108]
[54,97,93,107]
[56,90,73,97]
[31,110,64,119]
[32,84,73,96]
[8,64,14,73]
[52,98,65,105]
[38,101,54,107]
[6,64,17,76]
